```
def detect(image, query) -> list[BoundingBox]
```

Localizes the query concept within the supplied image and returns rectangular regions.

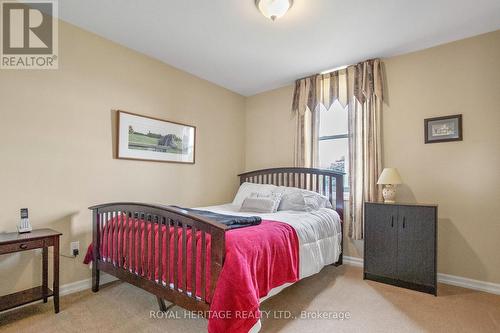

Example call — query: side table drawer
[0,239,45,255]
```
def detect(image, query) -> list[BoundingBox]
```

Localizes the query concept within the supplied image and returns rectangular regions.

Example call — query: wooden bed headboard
[238,167,344,219]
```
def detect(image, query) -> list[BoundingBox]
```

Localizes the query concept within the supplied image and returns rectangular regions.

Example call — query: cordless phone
[18,208,32,233]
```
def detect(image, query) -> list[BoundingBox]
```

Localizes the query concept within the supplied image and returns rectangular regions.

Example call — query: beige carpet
[1,265,499,332]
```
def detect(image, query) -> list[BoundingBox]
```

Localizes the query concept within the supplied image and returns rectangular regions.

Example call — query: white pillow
[232,182,277,207]
[250,191,283,212]
[278,190,307,211]
[240,197,278,213]
[278,186,332,212]
[301,189,333,209]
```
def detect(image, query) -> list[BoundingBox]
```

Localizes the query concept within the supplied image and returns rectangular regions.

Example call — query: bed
[87,167,344,332]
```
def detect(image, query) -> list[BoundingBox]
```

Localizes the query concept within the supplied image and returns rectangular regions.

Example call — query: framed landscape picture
[117,110,196,164]
[424,114,463,144]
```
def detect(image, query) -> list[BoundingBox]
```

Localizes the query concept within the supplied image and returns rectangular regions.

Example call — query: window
[318,100,349,193]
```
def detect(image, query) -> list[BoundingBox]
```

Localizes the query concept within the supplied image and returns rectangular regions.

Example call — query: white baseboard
[343,255,363,267]
[343,256,500,295]
[60,272,117,296]
[437,273,500,295]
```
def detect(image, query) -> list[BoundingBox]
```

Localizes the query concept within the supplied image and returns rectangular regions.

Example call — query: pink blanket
[84,215,299,333]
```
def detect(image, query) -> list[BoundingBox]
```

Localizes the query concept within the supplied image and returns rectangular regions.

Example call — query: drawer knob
[19,244,28,249]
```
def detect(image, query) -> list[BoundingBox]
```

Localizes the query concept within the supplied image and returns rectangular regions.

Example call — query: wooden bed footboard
[89,203,227,313]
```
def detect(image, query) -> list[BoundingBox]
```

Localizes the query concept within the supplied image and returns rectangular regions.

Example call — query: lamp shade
[377,168,402,185]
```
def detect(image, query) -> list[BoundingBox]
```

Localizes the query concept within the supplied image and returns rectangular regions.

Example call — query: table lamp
[377,168,402,203]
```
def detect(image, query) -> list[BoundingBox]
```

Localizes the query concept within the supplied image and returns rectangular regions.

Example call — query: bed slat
[166,218,171,287]
[151,216,156,282]
[107,212,111,263]
[144,214,149,278]
[182,224,188,293]
[201,231,206,301]
[158,217,163,285]
[329,176,333,206]
[131,212,135,273]
[137,214,142,276]
[191,226,197,298]
[173,220,179,290]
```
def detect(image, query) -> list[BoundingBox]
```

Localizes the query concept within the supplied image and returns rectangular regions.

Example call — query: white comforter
[198,204,342,332]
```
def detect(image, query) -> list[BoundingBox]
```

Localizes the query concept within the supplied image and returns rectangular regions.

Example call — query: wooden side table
[0,228,62,313]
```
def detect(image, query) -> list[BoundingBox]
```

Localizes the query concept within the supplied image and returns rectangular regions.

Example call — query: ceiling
[59,0,500,96]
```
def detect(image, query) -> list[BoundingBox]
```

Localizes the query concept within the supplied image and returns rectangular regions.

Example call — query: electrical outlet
[70,241,80,257]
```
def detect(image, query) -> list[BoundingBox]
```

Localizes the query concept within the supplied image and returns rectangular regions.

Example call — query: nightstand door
[397,206,436,286]
[365,204,399,278]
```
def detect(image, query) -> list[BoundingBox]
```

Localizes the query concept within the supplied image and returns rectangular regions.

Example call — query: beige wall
[245,85,296,170]
[0,22,245,295]
[245,30,500,284]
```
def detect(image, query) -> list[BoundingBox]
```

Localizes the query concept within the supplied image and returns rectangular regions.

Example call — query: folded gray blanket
[171,206,262,230]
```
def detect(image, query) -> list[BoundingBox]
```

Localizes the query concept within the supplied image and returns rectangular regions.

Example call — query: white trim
[60,273,117,296]
[437,273,500,295]
[343,256,500,295]
[343,255,363,267]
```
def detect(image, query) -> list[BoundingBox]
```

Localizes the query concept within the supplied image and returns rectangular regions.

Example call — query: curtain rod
[295,58,378,82]
[295,64,349,81]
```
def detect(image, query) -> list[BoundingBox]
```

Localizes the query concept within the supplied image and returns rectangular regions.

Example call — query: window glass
[318,100,349,192]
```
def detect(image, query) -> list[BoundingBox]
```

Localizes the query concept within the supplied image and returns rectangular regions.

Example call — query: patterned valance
[292,59,384,114]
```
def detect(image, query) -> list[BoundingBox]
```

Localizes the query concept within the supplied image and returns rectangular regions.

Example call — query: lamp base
[382,184,397,203]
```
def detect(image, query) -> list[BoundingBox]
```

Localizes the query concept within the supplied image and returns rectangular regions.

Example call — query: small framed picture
[424,114,463,144]
[117,110,196,164]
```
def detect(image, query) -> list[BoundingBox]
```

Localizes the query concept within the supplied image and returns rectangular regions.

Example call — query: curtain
[347,60,384,240]
[292,59,384,240]
[292,76,317,167]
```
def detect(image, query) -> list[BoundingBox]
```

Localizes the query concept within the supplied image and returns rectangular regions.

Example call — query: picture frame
[116,110,196,164]
[424,114,463,144]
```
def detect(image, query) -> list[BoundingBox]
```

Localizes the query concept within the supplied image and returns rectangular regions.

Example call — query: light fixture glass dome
[256,0,293,21]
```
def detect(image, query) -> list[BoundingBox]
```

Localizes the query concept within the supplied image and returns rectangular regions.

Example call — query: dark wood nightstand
[364,202,438,295]
[0,228,62,313]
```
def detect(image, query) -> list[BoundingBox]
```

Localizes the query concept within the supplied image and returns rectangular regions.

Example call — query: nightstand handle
[402,217,406,229]
[19,243,28,249]
[391,216,394,228]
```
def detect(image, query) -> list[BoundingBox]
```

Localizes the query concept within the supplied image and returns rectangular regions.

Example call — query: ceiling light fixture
[255,0,293,21]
